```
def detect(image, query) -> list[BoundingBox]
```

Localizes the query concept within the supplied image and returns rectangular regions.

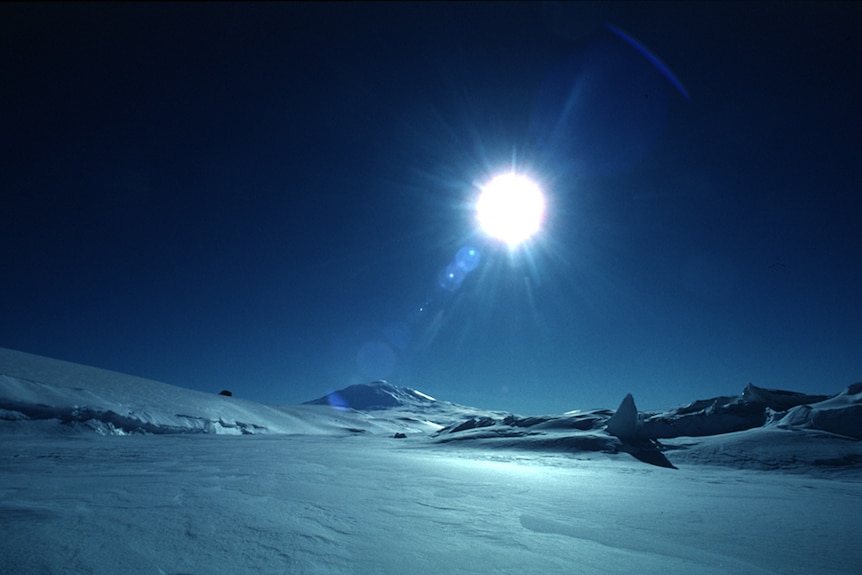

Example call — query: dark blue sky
[2,2,860,414]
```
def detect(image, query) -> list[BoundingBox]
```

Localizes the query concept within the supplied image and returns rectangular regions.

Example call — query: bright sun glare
[476,173,545,248]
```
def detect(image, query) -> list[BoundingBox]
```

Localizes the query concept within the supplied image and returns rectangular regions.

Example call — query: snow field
[2,433,860,575]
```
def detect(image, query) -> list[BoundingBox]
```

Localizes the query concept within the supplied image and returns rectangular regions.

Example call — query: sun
[476,173,545,248]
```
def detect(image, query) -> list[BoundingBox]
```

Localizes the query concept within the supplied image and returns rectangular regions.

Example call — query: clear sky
[2,2,860,414]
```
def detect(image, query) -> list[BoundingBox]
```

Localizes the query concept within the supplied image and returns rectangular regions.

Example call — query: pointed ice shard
[606,393,640,439]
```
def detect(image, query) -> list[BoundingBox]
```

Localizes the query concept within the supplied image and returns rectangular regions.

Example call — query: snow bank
[770,382,862,439]
[0,348,390,436]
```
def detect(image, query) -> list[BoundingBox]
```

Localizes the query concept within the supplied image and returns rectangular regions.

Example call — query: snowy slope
[2,347,862,574]
[0,347,401,436]
[0,348,508,436]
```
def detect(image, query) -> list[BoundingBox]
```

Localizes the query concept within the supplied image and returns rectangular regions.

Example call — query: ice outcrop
[432,393,677,469]
[640,383,835,439]
[604,393,677,469]
[771,382,862,439]
[742,383,829,410]
[605,393,640,439]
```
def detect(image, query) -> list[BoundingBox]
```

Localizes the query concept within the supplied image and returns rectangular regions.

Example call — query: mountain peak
[304,380,437,411]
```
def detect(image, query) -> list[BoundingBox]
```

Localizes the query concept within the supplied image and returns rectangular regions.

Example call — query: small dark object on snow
[219,390,233,397]
[393,432,407,439]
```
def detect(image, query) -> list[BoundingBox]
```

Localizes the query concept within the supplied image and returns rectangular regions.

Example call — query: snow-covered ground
[2,347,861,574]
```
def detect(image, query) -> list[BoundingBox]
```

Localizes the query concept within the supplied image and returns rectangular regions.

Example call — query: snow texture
[2,347,862,574]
